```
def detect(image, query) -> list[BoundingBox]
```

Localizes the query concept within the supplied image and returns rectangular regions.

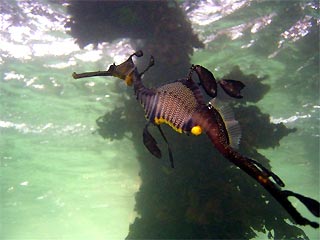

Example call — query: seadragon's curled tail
[73,50,320,228]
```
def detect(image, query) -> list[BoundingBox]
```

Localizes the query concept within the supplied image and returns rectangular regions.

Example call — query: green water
[1,51,140,239]
[1,2,140,238]
[1,1,319,239]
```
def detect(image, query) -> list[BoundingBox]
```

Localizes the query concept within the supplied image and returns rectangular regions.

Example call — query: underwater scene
[1,0,319,239]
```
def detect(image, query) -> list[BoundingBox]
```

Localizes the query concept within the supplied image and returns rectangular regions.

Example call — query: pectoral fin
[143,124,161,158]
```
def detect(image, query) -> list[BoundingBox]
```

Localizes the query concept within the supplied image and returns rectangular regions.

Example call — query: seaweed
[66,1,316,239]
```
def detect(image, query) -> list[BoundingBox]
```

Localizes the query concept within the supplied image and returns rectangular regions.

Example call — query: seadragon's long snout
[72,50,143,85]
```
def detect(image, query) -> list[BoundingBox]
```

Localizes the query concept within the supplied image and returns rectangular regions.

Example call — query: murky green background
[1,1,319,239]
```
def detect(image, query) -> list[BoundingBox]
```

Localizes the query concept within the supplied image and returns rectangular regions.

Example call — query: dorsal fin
[209,98,241,149]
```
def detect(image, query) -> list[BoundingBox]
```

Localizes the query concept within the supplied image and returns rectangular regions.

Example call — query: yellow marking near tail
[258,175,268,184]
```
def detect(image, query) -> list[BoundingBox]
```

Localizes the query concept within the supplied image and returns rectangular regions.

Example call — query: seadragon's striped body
[72,51,320,228]
[133,69,232,149]
[136,78,205,134]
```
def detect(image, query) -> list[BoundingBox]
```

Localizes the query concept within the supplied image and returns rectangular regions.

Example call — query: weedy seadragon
[73,51,319,228]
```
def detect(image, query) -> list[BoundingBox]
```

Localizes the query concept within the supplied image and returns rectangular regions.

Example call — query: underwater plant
[67,1,319,238]
[73,51,319,230]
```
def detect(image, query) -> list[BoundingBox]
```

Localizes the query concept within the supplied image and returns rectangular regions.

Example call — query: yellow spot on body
[191,125,202,136]
[125,73,133,86]
[154,117,183,133]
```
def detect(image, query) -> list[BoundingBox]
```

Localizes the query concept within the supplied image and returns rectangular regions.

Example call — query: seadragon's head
[72,50,144,86]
